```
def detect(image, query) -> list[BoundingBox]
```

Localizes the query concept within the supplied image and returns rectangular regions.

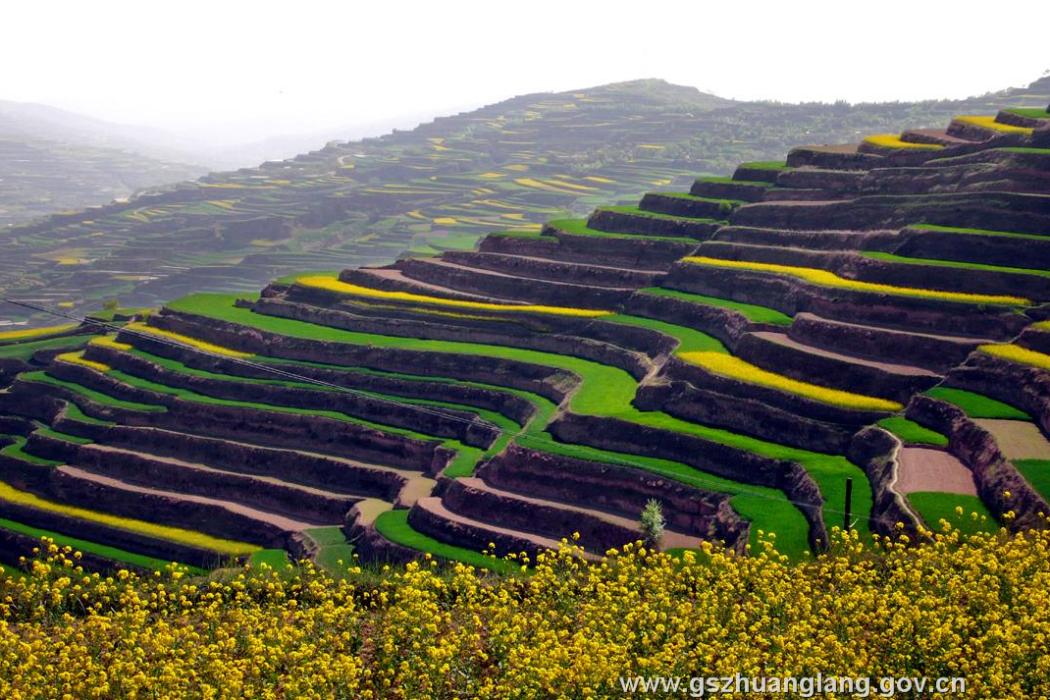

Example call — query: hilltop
[2,76,1048,320]
[0,97,1047,577]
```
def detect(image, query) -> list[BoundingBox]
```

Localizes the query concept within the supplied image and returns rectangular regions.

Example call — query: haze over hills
[0,101,431,228]
[2,75,1048,322]
[0,101,211,227]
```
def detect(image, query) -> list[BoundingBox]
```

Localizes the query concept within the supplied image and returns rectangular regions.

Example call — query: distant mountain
[0,100,210,226]
[1,76,1048,320]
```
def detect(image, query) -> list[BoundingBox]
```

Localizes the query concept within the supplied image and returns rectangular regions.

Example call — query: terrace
[2,102,1048,573]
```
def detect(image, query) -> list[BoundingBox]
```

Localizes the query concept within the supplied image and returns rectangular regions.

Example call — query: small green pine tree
[640,499,665,549]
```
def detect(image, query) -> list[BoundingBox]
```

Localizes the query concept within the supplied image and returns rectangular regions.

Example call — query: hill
[0,100,211,227]
[2,77,1049,320]
[0,98,1047,574]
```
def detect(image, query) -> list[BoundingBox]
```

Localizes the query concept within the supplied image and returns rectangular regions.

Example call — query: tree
[639,499,665,549]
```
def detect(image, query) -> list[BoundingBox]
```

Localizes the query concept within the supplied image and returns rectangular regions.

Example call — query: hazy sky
[4,0,1048,144]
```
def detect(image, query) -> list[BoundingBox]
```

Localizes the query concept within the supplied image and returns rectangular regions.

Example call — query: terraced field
[4,77,1050,323]
[0,100,1048,574]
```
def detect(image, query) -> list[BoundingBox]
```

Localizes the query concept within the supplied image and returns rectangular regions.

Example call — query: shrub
[639,499,665,548]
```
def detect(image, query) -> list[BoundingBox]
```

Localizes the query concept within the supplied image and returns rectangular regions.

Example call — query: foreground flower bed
[1,525,1049,699]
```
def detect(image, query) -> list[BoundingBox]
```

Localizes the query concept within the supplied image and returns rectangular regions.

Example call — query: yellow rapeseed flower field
[0,481,257,556]
[956,115,1035,135]
[862,134,944,150]
[0,323,78,343]
[123,322,253,359]
[1,527,1049,697]
[54,351,111,373]
[88,335,132,351]
[297,275,613,318]
[979,343,1050,371]
[680,351,902,411]
[682,256,1030,306]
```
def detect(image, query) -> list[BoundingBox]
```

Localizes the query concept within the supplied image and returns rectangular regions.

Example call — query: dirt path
[415,496,601,561]
[896,448,976,495]
[83,443,361,499]
[405,257,634,292]
[751,331,940,377]
[792,312,994,345]
[472,253,666,276]
[357,267,516,302]
[974,419,1050,460]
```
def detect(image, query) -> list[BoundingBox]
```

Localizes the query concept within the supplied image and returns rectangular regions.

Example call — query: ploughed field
[1,103,1050,572]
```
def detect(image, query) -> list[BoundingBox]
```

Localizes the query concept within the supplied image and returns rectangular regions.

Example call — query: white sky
[3,0,1048,144]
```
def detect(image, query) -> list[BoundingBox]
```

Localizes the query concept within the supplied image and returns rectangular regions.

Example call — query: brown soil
[356,268,516,302]
[895,448,976,495]
[974,419,1050,460]
[752,331,940,376]
[458,477,699,551]
[57,466,320,531]
[414,496,601,561]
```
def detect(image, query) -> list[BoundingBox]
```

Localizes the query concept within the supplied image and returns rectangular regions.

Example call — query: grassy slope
[374,510,520,574]
[0,336,90,361]
[638,287,793,325]
[924,387,1030,420]
[1013,460,1050,504]
[906,493,998,536]
[877,417,949,447]
[862,251,1050,279]
[166,293,873,555]
[0,517,203,573]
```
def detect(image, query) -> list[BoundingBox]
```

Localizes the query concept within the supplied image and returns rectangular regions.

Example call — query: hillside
[2,76,1048,320]
[0,101,208,227]
[0,99,1047,574]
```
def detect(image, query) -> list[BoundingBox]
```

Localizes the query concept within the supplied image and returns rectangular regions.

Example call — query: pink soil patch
[974,419,1050,461]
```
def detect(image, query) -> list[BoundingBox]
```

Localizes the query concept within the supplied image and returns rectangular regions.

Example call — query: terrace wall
[150,310,578,403]
[634,380,853,453]
[945,354,1050,436]
[52,422,406,500]
[547,412,827,549]
[47,362,454,473]
[87,344,500,449]
[846,427,921,537]
[479,444,748,548]
[661,356,889,426]
[906,396,1050,530]
[250,297,653,381]
[439,478,637,554]
[662,265,1030,339]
